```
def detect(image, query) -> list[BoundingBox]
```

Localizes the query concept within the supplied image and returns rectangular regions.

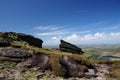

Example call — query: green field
[79,44,120,60]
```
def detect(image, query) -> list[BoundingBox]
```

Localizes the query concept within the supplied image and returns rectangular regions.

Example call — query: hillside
[0,32,119,80]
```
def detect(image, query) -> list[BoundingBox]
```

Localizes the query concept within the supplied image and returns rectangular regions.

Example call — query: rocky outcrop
[0,46,51,71]
[0,47,50,68]
[60,55,88,77]
[59,40,84,54]
[0,32,43,48]
[0,41,11,47]
[0,46,93,78]
[17,33,43,48]
[0,47,33,62]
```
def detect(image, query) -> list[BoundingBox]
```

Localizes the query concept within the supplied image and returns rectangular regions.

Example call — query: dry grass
[11,41,93,76]
[109,61,120,80]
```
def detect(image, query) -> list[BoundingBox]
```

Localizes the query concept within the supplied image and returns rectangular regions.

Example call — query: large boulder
[59,40,84,54]
[17,33,43,48]
[60,55,88,77]
[31,52,50,70]
[17,52,51,71]
[0,32,43,48]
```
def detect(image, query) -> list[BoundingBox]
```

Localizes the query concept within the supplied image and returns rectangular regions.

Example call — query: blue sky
[0,0,120,45]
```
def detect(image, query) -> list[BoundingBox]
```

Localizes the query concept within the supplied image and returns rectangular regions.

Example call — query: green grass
[0,32,19,41]
[0,61,16,68]
[7,33,18,40]
[12,41,29,47]
[110,58,120,61]
[0,37,4,41]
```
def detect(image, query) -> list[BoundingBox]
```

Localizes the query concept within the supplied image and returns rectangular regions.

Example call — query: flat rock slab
[85,69,97,78]
[0,47,32,58]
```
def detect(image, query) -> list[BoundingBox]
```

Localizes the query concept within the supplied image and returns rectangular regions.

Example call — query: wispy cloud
[36,30,69,36]
[102,24,120,30]
[35,26,91,36]
[75,30,91,34]
[80,21,103,28]
[91,22,104,27]
[34,25,69,36]
[34,25,61,31]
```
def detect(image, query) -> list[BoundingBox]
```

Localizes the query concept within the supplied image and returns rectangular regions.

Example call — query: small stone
[85,69,97,78]
[0,74,4,78]
[0,74,8,80]
[35,73,46,79]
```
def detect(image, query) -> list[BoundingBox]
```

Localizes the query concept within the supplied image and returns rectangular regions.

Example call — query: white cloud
[66,32,120,44]
[67,34,79,40]
[34,25,61,31]
[52,37,57,40]
[36,30,69,36]
[43,32,120,45]
[109,32,120,37]
[66,32,106,41]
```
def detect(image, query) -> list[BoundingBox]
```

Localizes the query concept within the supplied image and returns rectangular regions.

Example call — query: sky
[0,0,120,46]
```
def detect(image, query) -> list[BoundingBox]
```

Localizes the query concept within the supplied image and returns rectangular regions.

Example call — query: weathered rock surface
[30,52,51,70]
[60,55,88,77]
[0,47,50,70]
[0,32,43,48]
[59,40,84,54]
[0,47,32,62]
[0,41,11,47]
[59,57,113,79]
[17,33,43,48]
[0,46,112,80]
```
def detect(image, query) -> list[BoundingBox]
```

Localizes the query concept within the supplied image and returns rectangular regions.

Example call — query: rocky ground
[0,49,115,80]
[0,32,117,80]
[0,63,115,80]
